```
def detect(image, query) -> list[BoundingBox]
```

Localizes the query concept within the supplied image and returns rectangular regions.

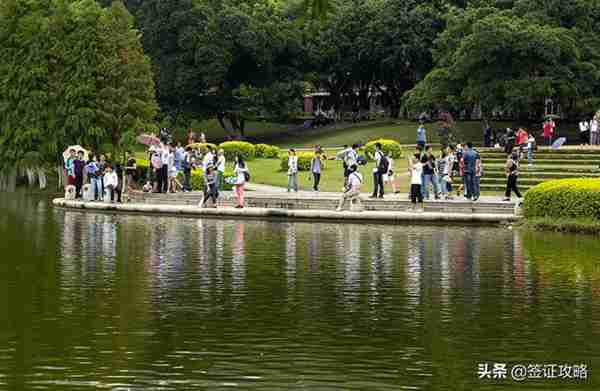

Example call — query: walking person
[336,144,359,186]
[504,152,522,201]
[233,155,249,208]
[370,142,387,199]
[409,154,424,212]
[310,151,322,192]
[287,149,299,192]
[336,164,362,212]
[200,165,219,208]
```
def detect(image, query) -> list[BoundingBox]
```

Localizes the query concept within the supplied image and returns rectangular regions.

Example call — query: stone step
[480,153,600,160]
[478,148,600,156]
[482,158,600,165]
[481,171,599,179]
[483,164,600,172]
[480,177,548,185]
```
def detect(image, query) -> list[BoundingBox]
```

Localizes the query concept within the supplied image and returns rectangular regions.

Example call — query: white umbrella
[63,145,89,161]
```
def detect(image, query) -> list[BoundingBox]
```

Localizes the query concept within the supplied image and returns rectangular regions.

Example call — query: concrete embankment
[53,197,520,225]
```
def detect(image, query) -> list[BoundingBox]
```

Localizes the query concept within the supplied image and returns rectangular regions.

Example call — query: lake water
[1,192,599,390]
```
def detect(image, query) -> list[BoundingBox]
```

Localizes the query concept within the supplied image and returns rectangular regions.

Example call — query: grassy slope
[248,157,410,193]
[274,120,513,148]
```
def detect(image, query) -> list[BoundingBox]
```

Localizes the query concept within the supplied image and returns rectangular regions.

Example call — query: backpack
[244,171,251,182]
[379,155,389,173]
[357,155,368,166]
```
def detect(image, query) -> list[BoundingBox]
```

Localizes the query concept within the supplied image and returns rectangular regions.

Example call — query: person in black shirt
[421,146,440,200]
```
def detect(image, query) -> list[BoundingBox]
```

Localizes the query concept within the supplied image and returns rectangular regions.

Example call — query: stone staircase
[478,147,600,192]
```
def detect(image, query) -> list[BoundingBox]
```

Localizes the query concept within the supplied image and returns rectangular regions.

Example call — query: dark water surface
[1,192,599,390]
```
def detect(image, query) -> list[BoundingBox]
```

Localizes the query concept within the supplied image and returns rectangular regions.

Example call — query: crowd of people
[63,149,136,203]
[579,117,600,146]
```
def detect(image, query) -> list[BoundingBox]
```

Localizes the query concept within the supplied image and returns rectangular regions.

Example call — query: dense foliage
[364,139,403,159]
[0,0,157,171]
[523,178,600,220]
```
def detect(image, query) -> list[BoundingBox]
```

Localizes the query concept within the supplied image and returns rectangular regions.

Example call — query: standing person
[216,149,226,191]
[462,142,478,201]
[97,155,106,200]
[590,117,599,145]
[483,120,492,147]
[421,146,440,200]
[103,165,119,203]
[409,154,424,212]
[504,152,522,201]
[86,156,100,201]
[158,144,170,193]
[287,149,299,192]
[151,150,162,192]
[64,149,76,188]
[504,128,516,155]
[310,151,322,192]
[200,165,219,208]
[417,124,426,149]
[438,149,452,200]
[182,147,193,192]
[187,128,196,145]
[579,119,590,145]
[125,151,137,191]
[233,155,249,208]
[114,164,123,203]
[336,144,359,186]
[447,146,457,196]
[516,128,528,158]
[175,142,185,172]
[527,134,536,166]
[474,147,483,201]
[73,151,85,198]
[370,142,386,199]
[202,146,214,171]
[336,164,363,212]
[543,119,554,146]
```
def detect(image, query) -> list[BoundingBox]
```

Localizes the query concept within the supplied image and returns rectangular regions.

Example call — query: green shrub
[523,178,600,219]
[255,144,280,158]
[135,159,150,183]
[280,152,316,172]
[177,168,235,191]
[364,139,403,160]
[186,142,218,155]
[219,141,256,161]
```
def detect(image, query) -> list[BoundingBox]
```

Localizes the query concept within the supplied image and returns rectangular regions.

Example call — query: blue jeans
[473,176,481,199]
[463,173,476,199]
[527,148,533,165]
[421,174,439,199]
[93,177,103,200]
[440,175,450,196]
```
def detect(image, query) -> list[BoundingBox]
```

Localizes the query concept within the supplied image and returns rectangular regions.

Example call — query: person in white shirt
[233,155,249,208]
[336,164,363,212]
[216,149,226,190]
[103,165,119,203]
[579,119,590,145]
[409,154,424,212]
[287,149,299,192]
[202,147,215,171]
[591,118,599,145]
[158,144,170,193]
[336,144,359,185]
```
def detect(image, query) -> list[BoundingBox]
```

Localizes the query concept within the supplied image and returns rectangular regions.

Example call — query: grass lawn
[274,120,513,148]
[247,157,410,193]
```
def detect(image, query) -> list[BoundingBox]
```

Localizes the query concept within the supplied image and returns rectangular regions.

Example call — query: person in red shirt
[543,120,554,146]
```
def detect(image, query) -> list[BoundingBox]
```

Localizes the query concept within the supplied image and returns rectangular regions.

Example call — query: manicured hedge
[280,152,316,172]
[219,141,256,161]
[186,143,218,154]
[255,144,280,158]
[523,178,600,219]
[177,169,235,191]
[364,139,403,159]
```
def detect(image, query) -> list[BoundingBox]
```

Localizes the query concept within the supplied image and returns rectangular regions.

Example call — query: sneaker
[503,198,511,202]
[369,195,377,199]
[473,196,479,201]
[378,195,384,199]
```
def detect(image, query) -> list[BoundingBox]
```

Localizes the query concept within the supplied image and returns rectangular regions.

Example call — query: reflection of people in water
[285,223,296,289]
[231,222,246,294]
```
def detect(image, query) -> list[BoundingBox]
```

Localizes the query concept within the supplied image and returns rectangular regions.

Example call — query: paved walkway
[245,182,512,203]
